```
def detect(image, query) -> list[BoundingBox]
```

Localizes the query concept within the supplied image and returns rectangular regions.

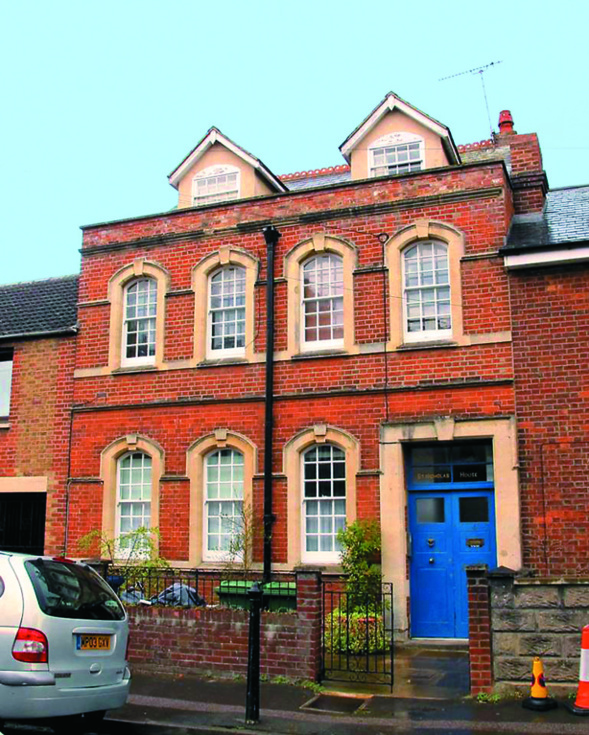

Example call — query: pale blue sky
[1,0,587,285]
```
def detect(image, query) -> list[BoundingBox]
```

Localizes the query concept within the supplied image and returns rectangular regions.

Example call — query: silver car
[0,552,131,728]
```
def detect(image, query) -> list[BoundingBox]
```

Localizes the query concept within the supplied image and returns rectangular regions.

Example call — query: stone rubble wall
[490,571,589,685]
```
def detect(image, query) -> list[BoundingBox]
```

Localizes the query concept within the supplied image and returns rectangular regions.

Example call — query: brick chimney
[498,110,515,135]
[495,109,547,213]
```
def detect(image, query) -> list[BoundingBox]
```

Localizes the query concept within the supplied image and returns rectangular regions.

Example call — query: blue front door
[407,443,497,639]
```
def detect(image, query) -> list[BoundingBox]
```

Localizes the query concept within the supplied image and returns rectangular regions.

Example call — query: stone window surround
[108,259,170,372]
[186,430,257,567]
[379,416,521,637]
[284,424,359,568]
[386,220,466,348]
[284,234,357,358]
[99,434,164,554]
[191,247,258,365]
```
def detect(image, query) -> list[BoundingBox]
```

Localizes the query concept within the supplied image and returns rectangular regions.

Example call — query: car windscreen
[25,560,125,620]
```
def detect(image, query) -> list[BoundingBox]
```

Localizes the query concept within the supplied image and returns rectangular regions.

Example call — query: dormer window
[369,133,424,177]
[192,165,240,206]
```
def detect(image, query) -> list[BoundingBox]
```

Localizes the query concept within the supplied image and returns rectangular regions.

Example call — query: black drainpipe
[262,225,281,583]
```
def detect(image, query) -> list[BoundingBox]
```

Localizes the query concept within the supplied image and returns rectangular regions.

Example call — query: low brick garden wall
[127,571,321,681]
[467,566,589,694]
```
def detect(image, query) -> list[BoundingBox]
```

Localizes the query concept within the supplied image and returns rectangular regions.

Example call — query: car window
[25,560,125,621]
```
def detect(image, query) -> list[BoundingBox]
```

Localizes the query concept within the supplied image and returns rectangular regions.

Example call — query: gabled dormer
[340,92,461,181]
[168,127,287,209]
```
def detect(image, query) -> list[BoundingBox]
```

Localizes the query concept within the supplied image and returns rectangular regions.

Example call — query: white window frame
[192,165,240,207]
[0,353,13,418]
[121,278,158,367]
[207,266,247,359]
[203,448,244,562]
[402,240,452,343]
[301,253,344,352]
[301,444,346,564]
[115,451,152,557]
[369,132,424,178]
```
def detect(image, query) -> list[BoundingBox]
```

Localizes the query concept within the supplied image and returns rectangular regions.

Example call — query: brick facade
[0,336,76,555]
[509,265,589,576]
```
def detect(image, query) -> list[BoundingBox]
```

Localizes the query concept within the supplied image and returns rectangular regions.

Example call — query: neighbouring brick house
[465,183,589,693]
[0,276,78,556]
[2,93,587,660]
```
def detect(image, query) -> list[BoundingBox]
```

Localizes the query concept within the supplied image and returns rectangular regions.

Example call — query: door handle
[429,558,435,564]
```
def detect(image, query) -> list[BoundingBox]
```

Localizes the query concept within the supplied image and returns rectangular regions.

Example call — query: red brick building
[502,184,589,577]
[0,276,78,556]
[4,93,583,641]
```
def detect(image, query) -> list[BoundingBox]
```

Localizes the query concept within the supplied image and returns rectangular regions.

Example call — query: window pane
[209,267,246,353]
[459,497,489,523]
[416,497,445,523]
[205,450,244,556]
[302,254,343,345]
[303,444,346,557]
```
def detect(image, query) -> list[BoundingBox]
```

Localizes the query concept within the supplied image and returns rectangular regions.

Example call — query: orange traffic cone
[568,625,589,716]
[522,657,557,711]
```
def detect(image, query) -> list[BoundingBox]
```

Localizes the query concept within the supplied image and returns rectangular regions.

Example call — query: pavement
[104,663,589,735]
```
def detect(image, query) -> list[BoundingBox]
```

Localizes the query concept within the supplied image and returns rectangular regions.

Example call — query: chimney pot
[498,110,515,135]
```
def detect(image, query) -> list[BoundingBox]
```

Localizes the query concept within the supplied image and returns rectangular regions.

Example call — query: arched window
[301,253,344,349]
[116,451,152,554]
[208,266,246,357]
[403,241,451,341]
[204,448,244,560]
[302,444,346,562]
[122,278,158,365]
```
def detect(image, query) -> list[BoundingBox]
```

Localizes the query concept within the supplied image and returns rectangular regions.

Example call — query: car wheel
[83,710,107,728]
[51,714,85,732]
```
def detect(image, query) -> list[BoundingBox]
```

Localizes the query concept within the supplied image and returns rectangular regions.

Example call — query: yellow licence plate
[77,634,111,651]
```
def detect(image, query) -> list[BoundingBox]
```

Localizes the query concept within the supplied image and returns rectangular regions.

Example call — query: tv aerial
[439,61,503,138]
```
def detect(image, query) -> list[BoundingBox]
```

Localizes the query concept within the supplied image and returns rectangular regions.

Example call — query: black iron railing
[103,566,296,610]
[321,580,394,690]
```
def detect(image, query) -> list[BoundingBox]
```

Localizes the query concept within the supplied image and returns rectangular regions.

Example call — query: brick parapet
[126,571,322,681]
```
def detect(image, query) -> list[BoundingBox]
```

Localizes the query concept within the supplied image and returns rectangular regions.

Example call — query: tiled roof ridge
[458,139,495,152]
[0,273,79,290]
[280,164,351,181]
[280,140,501,180]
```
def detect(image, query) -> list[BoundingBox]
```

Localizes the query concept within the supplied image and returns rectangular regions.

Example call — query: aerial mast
[439,61,503,138]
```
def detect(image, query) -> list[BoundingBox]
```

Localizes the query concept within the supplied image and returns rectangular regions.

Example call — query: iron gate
[321,580,394,689]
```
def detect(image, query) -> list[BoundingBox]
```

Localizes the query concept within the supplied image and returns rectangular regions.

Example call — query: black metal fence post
[245,581,263,724]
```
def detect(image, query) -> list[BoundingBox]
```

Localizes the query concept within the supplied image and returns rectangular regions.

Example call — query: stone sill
[0,420,10,430]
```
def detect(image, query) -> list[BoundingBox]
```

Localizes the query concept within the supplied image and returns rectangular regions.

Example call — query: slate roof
[285,170,352,191]
[504,185,589,252]
[0,275,79,340]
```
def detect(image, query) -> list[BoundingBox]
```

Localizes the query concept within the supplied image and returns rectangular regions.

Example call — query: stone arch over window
[99,434,164,553]
[386,220,465,347]
[191,248,258,364]
[284,234,357,357]
[108,259,170,371]
[186,430,257,566]
[283,424,359,567]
